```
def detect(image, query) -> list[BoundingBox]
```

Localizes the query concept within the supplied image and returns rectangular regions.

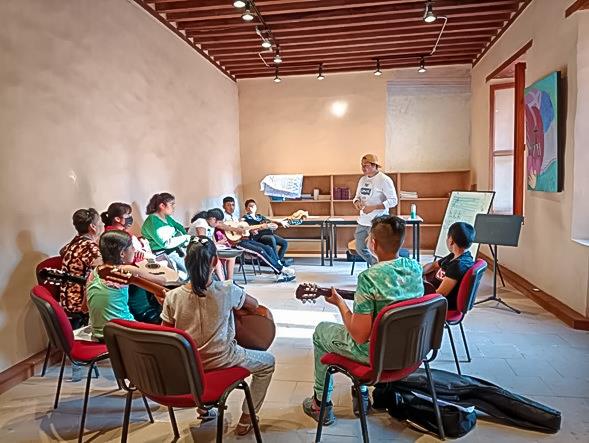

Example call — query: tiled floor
[1,257,588,442]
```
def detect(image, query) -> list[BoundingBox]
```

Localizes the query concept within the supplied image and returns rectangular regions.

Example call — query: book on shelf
[399,191,418,199]
[333,187,350,200]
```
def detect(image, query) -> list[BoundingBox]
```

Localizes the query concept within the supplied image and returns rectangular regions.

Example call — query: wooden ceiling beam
[176,6,516,30]
[200,29,496,50]
[235,59,474,78]
[187,18,506,39]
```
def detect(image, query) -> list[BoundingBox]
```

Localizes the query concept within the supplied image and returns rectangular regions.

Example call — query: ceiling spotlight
[418,57,427,73]
[261,39,272,49]
[273,48,282,64]
[374,59,382,76]
[274,68,281,83]
[241,1,254,21]
[317,64,325,80]
[423,1,437,23]
[233,0,246,7]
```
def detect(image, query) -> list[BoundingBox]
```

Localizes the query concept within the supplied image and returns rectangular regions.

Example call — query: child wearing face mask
[302,216,424,425]
[101,202,153,263]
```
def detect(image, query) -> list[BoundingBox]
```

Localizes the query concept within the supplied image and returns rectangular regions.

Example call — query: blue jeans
[354,225,377,266]
[258,234,288,261]
[238,239,283,272]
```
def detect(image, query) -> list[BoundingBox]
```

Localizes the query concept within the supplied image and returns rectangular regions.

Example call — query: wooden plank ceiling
[141,0,527,80]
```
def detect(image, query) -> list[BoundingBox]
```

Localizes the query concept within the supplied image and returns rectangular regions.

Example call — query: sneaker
[276,273,296,283]
[282,266,296,276]
[351,386,372,417]
[302,397,335,426]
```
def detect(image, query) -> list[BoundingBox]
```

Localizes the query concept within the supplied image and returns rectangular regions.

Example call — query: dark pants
[238,239,283,273]
[258,234,288,261]
[128,285,162,324]
[68,312,89,330]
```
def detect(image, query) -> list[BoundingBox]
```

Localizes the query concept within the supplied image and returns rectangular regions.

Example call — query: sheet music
[434,191,495,258]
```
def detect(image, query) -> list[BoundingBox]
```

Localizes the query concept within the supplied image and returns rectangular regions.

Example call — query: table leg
[412,223,417,260]
[416,223,421,262]
[320,222,325,266]
[330,223,334,266]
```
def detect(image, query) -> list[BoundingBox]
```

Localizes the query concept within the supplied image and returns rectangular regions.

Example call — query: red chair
[103,319,262,443]
[36,256,64,376]
[316,294,448,442]
[30,285,114,443]
[445,259,488,375]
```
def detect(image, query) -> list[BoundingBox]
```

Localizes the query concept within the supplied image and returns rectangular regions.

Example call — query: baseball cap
[361,154,381,167]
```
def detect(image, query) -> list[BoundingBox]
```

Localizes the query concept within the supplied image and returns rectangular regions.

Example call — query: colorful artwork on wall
[524,71,562,192]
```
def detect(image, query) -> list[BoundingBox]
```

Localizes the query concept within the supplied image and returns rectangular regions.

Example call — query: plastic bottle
[410,204,417,219]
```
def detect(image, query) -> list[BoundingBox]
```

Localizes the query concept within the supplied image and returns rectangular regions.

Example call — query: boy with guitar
[302,216,424,425]
[243,199,290,262]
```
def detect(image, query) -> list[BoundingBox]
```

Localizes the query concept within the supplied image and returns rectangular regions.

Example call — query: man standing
[352,154,398,266]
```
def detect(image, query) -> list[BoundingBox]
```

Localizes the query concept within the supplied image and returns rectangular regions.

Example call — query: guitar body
[135,259,180,285]
[234,305,276,351]
[295,283,356,303]
[224,221,279,243]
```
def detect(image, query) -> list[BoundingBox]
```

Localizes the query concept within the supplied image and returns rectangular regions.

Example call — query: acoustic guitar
[135,258,180,285]
[224,221,279,242]
[295,283,356,303]
[39,267,87,286]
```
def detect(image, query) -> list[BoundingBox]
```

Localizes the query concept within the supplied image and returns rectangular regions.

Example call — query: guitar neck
[333,288,355,300]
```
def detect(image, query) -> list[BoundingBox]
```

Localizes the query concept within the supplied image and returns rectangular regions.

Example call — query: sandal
[197,408,218,423]
[235,415,258,436]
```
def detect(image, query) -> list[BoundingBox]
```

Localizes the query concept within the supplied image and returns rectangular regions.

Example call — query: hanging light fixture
[273,47,282,64]
[374,59,382,76]
[317,63,325,80]
[273,67,281,83]
[242,1,254,21]
[418,57,427,73]
[423,1,437,23]
[233,0,246,7]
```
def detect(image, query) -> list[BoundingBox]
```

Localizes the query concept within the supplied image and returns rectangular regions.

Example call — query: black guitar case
[373,369,561,434]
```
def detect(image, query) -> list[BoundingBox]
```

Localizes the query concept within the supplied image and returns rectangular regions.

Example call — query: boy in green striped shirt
[303,216,424,425]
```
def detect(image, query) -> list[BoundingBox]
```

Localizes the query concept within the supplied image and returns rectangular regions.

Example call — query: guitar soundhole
[145,262,161,270]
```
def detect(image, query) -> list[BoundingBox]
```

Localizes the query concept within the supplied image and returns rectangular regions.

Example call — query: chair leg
[256,259,262,274]
[41,343,51,377]
[216,403,225,443]
[141,394,154,423]
[243,382,262,443]
[424,360,445,440]
[240,258,248,284]
[353,381,370,443]
[78,362,96,443]
[53,353,66,409]
[350,259,355,275]
[446,323,461,375]
[458,322,471,362]
[121,390,133,443]
[315,368,332,443]
[168,407,180,439]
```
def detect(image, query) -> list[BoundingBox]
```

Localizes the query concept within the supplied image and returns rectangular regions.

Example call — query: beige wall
[471,0,589,316]
[0,0,241,371]
[238,66,471,215]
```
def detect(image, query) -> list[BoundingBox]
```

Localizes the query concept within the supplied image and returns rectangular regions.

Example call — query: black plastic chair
[316,294,448,442]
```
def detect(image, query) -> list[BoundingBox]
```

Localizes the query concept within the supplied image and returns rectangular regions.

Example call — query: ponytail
[101,202,132,227]
[146,192,175,215]
[185,236,218,297]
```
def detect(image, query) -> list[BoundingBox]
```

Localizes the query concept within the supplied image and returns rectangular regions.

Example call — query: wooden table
[326,215,424,266]
[269,216,331,266]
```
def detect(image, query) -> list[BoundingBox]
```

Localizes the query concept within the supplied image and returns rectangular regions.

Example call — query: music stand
[473,214,524,314]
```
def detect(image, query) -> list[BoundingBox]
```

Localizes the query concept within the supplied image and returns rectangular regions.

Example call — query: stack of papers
[400,191,418,199]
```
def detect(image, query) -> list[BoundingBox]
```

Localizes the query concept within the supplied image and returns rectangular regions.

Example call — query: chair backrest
[103,319,207,405]
[369,294,447,379]
[36,256,63,300]
[30,285,74,354]
[456,259,488,314]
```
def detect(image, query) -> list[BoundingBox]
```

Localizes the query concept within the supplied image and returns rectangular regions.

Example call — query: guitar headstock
[96,266,133,285]
[38,268,86,286]
[287,219,303,226]
[295,283,330,303]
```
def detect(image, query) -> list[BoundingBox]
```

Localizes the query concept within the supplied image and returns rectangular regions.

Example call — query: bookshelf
[268,170,470,254]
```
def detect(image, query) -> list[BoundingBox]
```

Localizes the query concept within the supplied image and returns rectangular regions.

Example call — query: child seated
[303,216,424,425]
[86,230,165,341]
[422,222,475,310]
[161,236,275,435]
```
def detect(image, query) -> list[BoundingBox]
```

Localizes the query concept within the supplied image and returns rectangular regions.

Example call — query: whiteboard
[434,191,495,258]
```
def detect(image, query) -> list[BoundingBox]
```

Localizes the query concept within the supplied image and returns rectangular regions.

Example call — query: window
[489,84,515,213]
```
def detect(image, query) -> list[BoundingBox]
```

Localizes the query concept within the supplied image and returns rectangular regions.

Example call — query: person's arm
[422,260,440,275]
[170,217,187,235]
[160,291,175,327]
[120,264,167,286]
[352,179,363,210]
[325,289,373,344]
[436,277,458,297]
[363,176,398,213]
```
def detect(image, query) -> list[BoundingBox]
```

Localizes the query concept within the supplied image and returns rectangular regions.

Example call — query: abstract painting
[525,71,561,192]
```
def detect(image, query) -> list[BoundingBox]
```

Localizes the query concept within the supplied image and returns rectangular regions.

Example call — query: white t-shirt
[161,282,246,369]
[224,211,238,222]
[353,171,398,226]
[188,218,214,238]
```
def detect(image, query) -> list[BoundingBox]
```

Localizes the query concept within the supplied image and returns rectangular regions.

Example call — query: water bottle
[410,204,416,219]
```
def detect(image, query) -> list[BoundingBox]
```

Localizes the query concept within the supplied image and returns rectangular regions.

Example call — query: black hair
[207,208,224,221]
[190,210,208,224]
[146,192,175,215]
[447,222,475,249]
[244,199,256,209]
[185,236,218,297]
[99,230,133,265]
[370,215,406,254]
[222,196,235,205]
[101,202,132,226]
[72,208,99,234]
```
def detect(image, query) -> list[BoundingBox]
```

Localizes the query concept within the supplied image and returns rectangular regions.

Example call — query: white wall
[470,0,589,316]
[0,0,241,371]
